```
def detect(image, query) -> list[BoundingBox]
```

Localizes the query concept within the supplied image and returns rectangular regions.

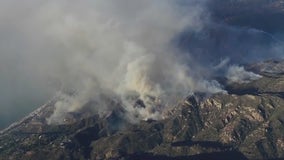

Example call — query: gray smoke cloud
[39,0,225,123]
[0,0,283,127]
[0,0,224,126]
[226,65,262,84]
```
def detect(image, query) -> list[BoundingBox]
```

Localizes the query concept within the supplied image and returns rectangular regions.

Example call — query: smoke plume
[226,65,262,84]
[0,0,283,127]
[39,0,223,123]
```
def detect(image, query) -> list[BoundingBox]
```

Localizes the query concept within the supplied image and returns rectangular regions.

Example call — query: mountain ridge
[1,60,284,160]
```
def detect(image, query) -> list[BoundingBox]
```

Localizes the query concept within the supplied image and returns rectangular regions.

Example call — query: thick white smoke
[4,0,282,126]
[226,65,262,84]
[39,0,225,123]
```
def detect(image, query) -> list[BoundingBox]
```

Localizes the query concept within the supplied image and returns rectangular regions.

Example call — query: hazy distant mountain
[209,0,284,33]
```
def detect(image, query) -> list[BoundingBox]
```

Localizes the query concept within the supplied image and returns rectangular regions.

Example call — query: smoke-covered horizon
[0,0,283,128]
